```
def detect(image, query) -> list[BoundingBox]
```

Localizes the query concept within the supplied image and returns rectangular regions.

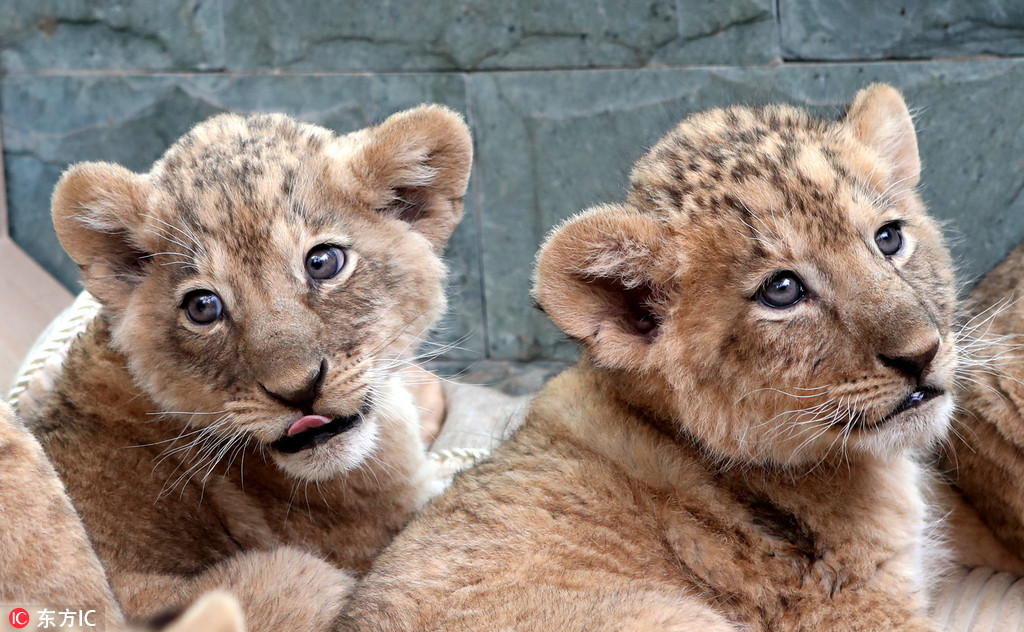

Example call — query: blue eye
[305,245,345,280]
[875,222,904,256]
[184,291,223,325]
[758,272,805,308]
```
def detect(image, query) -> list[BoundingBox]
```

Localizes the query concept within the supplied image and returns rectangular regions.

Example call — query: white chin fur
[853,392,954,458]
[268,371,419,482]
[271,417,381,482]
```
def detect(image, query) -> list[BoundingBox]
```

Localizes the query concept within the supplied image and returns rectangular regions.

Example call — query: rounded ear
[348,104,473,252]
[533,204,668,370]
[51,162,152,310]
[843,83,920,190]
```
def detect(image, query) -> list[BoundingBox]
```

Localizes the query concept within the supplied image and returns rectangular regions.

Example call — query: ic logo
[8,608,29,629]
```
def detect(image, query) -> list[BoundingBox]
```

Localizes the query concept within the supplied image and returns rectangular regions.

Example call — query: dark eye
[757,272,805,309]
[875,222,904,256]
[305,245,345,281]
[183,290,223,325]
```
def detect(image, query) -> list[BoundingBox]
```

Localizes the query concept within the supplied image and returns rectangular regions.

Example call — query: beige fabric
[421,382,530,487]
[932,567,1024,631]
[433,382,530,453]
[7,291,1024,630]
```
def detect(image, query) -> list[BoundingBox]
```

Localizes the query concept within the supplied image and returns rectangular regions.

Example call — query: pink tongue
[287,415,332,436]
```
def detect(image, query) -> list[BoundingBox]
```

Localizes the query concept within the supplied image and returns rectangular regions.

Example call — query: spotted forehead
[631,105,881,255]
[150,115,340,238]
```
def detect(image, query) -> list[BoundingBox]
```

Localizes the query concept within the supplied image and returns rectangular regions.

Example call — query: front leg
[114,547,354,632]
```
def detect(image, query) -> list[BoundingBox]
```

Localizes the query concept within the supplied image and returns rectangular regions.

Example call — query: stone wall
[3,1,1024,361]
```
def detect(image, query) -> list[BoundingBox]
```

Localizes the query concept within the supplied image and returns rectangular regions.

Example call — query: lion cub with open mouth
[341,85,971,630]
[25,105,471,630]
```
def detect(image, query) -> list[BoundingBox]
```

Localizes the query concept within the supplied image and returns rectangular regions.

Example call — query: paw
[158,591,244,632]
[401,366,446,446]
[199,547,355,632]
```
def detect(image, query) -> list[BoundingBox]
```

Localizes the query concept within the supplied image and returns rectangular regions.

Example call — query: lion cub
[342,85,961,630]
[25,106,471,630]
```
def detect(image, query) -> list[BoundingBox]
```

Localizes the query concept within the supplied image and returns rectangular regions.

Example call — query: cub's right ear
[51,162,152,311]
[843,83,920,191]
[533,204,669,371]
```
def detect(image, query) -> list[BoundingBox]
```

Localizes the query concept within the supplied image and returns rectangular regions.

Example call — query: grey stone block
[0,0,225,72]
[470,61,1024,360]
[1,73,484,360]
[781,0,1024,60]
[429,359,570,396]
[223,0,779,72]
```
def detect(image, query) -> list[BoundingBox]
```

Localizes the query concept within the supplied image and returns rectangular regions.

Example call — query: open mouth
[270,401,374,454]
[870,386,944,429]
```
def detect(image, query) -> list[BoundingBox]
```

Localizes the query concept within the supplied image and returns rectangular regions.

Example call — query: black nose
[879,340,940,383]
[263,359,327,409]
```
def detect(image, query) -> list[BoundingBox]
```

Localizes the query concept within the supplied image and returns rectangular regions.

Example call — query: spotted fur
[341,85,984,631]
[27,106,472,630]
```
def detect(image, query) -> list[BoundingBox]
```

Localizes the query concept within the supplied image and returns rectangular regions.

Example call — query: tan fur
[26,106,472,629]
[929,479,1024,574]
[0,401,122,629]
[940,239,1024,570]
[0,402,252,632]
[342,85,961,630]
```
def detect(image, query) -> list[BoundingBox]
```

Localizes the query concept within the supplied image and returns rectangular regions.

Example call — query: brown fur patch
[0,401,122,628]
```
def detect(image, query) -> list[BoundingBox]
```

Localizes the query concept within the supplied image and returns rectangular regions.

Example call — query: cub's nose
[262,359,327,409]
[878,340,940,383]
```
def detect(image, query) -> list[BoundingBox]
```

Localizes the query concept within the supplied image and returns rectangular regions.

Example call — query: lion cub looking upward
[26,106,471,630]
[342,86,963,631]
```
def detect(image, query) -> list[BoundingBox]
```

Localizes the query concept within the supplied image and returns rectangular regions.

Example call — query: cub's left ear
[349,104,473,252]
[844,83,920,190]
[533,204,669,371]
[51,162,154,312]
